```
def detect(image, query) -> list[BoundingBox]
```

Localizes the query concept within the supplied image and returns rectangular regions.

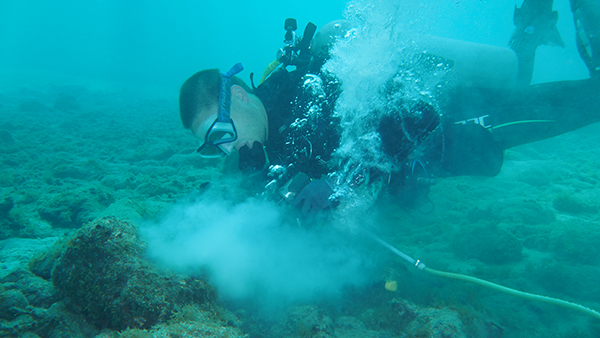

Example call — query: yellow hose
[367,230,600,320]
[424,267,600,320]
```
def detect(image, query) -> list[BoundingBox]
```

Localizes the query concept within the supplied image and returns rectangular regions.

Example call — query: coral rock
[51,217,214,330]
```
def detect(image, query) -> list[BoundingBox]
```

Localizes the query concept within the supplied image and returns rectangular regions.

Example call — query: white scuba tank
[416,35,518,89]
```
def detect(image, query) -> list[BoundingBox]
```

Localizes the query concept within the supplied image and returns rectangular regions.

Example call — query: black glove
[293,179,334,214]
[389,160,436,212]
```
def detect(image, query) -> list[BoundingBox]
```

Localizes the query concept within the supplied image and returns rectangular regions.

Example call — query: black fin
[510,0,565,49]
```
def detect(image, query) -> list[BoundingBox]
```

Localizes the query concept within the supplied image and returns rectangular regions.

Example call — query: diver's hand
[293,179,334,214]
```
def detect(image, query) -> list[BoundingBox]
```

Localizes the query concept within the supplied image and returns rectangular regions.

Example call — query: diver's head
[310,20,354,60]
[179,68,268,158]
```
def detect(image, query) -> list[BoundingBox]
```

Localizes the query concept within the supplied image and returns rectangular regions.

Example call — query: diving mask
[196,62,244,158]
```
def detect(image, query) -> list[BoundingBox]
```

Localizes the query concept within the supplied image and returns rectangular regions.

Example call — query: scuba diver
[178,0,600,214]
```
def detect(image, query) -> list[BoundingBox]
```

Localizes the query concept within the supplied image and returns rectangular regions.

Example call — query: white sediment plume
[141,195,374,313]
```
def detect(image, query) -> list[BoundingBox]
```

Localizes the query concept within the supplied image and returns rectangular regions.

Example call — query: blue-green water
[0,0,588,92]
[0,0,347,93]
[1,1,599,337]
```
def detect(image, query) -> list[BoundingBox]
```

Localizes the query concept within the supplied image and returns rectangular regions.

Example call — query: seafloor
[1,84,600,337]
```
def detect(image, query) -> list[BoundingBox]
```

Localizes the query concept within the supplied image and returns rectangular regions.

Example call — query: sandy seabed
[1,82,600,337]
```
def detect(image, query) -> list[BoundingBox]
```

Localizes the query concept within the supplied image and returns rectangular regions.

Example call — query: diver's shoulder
[255,67,306,100]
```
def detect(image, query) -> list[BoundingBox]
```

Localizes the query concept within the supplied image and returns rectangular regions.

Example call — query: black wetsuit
[252,64,445,208]
[254,67,341,182]
[252,64,600,208]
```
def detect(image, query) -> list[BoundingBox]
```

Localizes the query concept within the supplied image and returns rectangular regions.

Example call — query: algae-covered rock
[2,268,57,308]
[134,181,180,197]
[0,196,14,216]
[1,243,93,337]
[0,237,91,337]
[467,199,556,226]
[0,298,100,338]
[552,192,597,214]
[101,174,136,190]
[37,184,115,228]
[0,237,59,279]
[96,199,144,224]
[0,196,21,238]
[452,224,523,265]
[0,289,29,320]
[531,261,600,303]
[51,217,215,330]
[50,164,88,180]
[392,298,468,338]
[249,298,500,338]
[29,239,64,280]
[268,305,334,338]
[118,305,247,338]
[549,219,600,265]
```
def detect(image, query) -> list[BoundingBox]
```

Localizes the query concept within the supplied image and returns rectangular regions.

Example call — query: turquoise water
[0,0,587,91]
[0,0,347,92]
[1,0,599,337]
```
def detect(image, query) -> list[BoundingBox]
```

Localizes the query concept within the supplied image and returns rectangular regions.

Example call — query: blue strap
[223,62,244,78]
[218,63,244,122]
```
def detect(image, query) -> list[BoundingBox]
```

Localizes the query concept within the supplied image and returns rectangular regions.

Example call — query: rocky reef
[1,216,246,338]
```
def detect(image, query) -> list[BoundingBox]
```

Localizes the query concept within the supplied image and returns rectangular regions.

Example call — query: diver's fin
[546,24,566,48]
[509,0,565,51]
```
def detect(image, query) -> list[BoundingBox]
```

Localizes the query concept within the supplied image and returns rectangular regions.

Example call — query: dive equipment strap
[218,62,244,123]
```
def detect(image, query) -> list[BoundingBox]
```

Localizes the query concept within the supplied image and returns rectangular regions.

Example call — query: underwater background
[1,0,600,337]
